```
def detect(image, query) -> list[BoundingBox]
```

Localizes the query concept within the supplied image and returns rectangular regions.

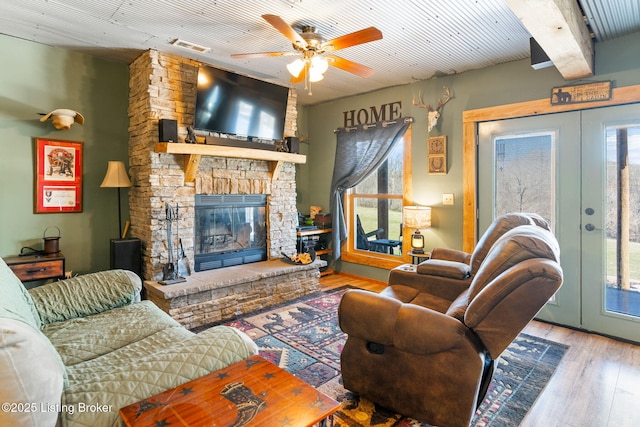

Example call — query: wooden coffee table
[119,355,340,426]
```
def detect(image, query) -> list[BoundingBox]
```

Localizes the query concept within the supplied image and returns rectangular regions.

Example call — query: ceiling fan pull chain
[304,61,312,95]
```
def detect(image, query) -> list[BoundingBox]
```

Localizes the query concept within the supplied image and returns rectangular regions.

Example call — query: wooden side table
[407,251,430,265]
[3,253,65,282]
[120,355,339,427]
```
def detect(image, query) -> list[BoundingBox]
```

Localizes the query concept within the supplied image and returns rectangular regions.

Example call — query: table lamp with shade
[100,161,132,237]
[403,206,432,254]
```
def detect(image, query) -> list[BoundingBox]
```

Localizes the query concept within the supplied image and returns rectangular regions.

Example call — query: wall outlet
[443,193,454,205]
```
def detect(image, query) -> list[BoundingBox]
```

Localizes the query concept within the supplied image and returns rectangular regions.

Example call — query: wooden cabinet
[4,253,65,282]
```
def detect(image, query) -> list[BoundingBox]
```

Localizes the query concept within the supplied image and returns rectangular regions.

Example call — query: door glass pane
[605,125,640,317]
[494,133,555,228]
[494,132,557,303]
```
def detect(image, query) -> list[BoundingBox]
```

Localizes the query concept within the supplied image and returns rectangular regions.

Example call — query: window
[343,128,412,268]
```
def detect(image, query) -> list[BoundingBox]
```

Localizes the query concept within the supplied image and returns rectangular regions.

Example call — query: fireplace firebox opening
[194,194,267,271]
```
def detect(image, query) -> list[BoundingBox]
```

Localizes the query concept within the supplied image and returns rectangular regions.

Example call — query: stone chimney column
[128,50,299,280]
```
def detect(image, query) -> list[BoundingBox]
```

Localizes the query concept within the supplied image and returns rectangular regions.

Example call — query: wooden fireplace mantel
[155,142,307,183]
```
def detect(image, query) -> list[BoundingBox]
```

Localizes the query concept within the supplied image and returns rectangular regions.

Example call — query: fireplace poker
[176,205,191,277]
[160,202,185,285]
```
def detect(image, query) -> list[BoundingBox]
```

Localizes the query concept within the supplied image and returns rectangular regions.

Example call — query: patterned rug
[195,287,568,426]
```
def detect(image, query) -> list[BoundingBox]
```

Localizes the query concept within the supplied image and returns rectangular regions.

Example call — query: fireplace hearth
[194,194,267,271]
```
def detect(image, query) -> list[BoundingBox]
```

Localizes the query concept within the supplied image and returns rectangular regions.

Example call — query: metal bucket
[43,226,61,254]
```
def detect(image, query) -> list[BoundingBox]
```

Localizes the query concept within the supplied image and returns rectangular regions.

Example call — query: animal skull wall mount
[40,109,85,130]
[413,87,453,132]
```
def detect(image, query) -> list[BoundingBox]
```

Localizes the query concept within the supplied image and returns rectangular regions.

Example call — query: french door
[478,104,640,342]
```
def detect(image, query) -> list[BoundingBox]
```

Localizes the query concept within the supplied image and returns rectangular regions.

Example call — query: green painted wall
[3,29,639,284]
[0,34,129,277]
[299,31,640,282]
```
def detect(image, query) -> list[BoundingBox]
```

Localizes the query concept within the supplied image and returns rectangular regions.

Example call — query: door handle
[584,223,602,231]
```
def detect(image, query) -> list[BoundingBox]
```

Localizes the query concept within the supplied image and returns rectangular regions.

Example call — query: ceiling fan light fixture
[306,56,329,82]
[236,14,382,94]
[311,56,329,74]
[287,59,305,78]
[308,69,324,82]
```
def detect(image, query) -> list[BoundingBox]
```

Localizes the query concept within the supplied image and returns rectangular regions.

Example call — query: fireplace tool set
[160,202,188,285]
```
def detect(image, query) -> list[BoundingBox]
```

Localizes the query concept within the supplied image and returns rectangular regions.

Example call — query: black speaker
[159,119,178,142]
[530,37,553,70]
[285,137,300,154]
[110,238,142,278]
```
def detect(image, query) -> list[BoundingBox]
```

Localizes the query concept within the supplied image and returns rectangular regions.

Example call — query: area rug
[195,287,568,426]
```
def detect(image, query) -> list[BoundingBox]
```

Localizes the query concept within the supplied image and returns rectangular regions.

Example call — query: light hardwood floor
[321,273,640,427]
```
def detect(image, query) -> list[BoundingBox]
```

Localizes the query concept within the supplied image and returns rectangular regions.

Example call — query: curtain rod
[333,117,414,133]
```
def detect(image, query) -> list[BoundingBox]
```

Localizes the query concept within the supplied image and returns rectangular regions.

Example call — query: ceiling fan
[231,14,383,94]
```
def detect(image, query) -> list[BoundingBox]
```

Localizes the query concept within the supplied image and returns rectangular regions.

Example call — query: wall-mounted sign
[550,81,611,105]
[35,138,83,213]
[343,101,402,127]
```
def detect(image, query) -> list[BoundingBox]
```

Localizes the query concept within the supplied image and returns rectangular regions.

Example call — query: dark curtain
[330,117,413,260]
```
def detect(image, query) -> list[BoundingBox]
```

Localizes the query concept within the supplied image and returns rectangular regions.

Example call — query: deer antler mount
[413,87,453,132]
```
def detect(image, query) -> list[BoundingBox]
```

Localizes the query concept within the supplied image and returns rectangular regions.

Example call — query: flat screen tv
[194,65,289,141]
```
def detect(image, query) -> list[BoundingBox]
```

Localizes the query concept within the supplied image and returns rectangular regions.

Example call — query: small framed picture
[35,138,83,213]
[428,135,446,155]
[428,155,447,175]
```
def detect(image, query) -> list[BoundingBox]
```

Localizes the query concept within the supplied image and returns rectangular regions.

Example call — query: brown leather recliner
[388,212,550,301]
[338,224,563,427]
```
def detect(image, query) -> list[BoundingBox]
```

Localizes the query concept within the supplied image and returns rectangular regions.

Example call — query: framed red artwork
[35,138,83,213]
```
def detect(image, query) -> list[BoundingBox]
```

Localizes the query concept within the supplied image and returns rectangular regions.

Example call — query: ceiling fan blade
[231,51,297,59]
[321,27,382,52]
[290,72,305,84]
[326,55,375,78]
[262,14,306,47]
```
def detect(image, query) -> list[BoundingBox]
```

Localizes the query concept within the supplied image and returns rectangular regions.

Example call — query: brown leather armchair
[338,224,563,427]
[388,212,550,299]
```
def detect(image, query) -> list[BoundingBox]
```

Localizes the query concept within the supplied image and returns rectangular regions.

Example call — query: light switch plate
[443,193,454,205]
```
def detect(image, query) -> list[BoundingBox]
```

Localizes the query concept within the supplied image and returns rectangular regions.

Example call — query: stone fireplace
[127,50,300,281]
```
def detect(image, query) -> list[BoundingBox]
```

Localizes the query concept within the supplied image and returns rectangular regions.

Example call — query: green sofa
[0,258,258,427]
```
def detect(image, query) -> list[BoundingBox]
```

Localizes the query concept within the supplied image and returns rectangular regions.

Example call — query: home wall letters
[342,101,402,127]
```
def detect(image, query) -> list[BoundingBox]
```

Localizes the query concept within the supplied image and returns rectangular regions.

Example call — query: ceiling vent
[171,39,211,53]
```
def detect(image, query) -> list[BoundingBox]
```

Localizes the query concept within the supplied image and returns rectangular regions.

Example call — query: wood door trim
[462,84,640,252]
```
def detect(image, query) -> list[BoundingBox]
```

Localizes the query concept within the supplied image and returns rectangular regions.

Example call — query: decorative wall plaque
[550,81,611,105]
[428,135,447,175]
